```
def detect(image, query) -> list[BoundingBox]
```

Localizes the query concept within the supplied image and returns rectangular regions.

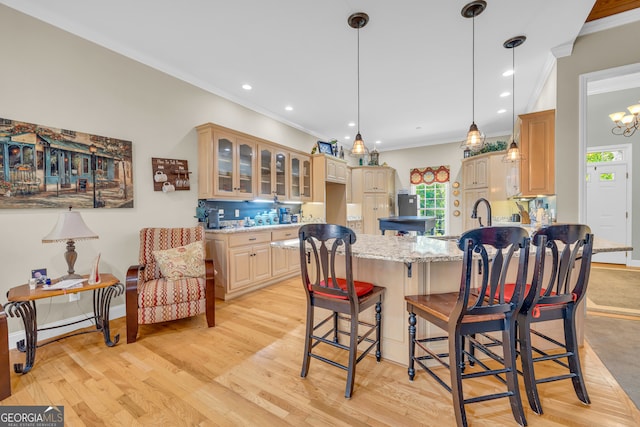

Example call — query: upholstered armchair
[125,226,215,343]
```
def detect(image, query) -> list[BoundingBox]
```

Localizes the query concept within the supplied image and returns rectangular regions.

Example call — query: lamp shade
[351,134,367,155]
[42,210,98,243]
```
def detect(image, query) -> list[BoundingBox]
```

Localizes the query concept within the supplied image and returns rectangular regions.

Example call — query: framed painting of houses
[0,117,134,209]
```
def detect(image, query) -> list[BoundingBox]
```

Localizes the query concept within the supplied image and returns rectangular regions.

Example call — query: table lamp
[42,207,99,280]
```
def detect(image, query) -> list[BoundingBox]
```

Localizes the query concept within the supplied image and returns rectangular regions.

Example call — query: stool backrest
[299,223,357,302]
[456,226,531,322]
[528,224,593,310]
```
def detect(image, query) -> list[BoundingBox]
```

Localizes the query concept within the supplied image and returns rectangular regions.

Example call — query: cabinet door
[258,146,274,198]
[362,168,390,192]
[236,138,256,197]
[462,157,488,189]
[253,243,271,282]
[290,155,301,199]
[326,158,346,183]
[287,248,300,272]
[474,158,488,187]
[363,193,390,234]
[272,246,289,276]
[520,109,555,196]
[213,132,236,197]
[301,156,312,201]
[290,153,310,201]
[274,150,288,199]
[463,189,489,231]
[228,246,253,291]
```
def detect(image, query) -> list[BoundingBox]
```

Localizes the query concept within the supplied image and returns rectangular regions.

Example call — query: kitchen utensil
[515,202,530,224]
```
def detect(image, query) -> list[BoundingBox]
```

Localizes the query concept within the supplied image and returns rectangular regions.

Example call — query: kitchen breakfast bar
[272,232,631,365]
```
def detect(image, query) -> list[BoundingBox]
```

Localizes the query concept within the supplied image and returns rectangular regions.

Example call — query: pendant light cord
[472,13,475,124]
[357,26,361,135]
[512,41,515,137]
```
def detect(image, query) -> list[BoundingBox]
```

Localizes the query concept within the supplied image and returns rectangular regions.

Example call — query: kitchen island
[273,232,631,365]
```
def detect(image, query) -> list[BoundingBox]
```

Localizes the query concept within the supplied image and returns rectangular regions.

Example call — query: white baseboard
[627,259,640,268]
[7,303,125,350]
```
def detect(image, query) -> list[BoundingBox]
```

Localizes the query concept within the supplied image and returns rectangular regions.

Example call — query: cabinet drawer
[228,231,270,247]
[272,228,300,241]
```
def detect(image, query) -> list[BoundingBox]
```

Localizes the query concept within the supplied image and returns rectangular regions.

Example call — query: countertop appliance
[279,207,291,224]
[207,209,224,229]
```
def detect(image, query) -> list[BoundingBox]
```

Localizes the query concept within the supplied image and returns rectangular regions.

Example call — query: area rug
[586,267,640,317]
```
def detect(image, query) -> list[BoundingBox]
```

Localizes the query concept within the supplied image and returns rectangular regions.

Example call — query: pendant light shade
[348,12,369,156]
[461,1,486,153]
[502,35,526,163]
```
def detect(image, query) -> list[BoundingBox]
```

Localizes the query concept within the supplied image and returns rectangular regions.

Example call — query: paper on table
[42,278,86,290]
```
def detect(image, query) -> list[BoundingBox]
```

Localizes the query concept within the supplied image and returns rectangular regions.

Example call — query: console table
[3,274,124,374]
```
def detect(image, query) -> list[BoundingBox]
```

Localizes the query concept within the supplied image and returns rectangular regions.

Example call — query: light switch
[235,209,240,217]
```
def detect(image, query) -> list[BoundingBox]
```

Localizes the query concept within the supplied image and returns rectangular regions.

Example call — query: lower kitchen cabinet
[206,226,300,300]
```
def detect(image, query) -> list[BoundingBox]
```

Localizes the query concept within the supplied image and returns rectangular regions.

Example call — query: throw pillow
[152,241,205,280]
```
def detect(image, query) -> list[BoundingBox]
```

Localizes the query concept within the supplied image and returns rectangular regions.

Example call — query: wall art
[0,117,134,208]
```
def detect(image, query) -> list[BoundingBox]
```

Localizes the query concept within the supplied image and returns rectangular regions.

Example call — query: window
[586,150,623,163]
[413,182,448,236]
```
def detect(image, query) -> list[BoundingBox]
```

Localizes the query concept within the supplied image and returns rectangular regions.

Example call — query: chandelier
[609,102,640,137]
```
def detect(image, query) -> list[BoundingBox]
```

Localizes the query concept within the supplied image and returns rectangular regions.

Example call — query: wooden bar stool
[405,226,533,427]
[298,223,384,398]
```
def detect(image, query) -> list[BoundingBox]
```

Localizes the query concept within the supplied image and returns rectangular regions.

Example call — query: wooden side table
[3,273,124,374]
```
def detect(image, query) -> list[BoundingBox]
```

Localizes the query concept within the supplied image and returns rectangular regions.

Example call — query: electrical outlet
[218,209,224,215]
[68,293,80,302]
[235,209,240,218]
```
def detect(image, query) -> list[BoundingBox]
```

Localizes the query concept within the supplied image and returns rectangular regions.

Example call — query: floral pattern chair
[125,226,215,343]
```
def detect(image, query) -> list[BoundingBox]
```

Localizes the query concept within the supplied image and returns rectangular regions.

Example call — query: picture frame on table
[317,141,334,155]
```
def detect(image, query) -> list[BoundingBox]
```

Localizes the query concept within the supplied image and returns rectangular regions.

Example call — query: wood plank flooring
[3,277,640,426]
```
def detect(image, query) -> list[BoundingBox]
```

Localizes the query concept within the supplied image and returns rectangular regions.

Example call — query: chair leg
[301,305,314,378]
[375,300,382,362]
[503,324,527,426]
[345,313,359,399]
[333,311,339,344]
[449,332,468,427]
[564,309,590,405]
[408,311,416,381]
[518,315,542,414]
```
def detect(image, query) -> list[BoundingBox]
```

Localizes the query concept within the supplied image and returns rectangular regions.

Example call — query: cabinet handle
[249,237,257,241]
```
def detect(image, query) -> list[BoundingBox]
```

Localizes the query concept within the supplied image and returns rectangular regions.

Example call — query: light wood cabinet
[326,157,347,183]
[461,153,507,230]
[196,125,256,199]
[351,166,395,234]
[206,226,300,300]
[519,109,555,196]
[462,156,488,189]
[289,153,312,201]
[257,144,288,200]
[197,122,311,202]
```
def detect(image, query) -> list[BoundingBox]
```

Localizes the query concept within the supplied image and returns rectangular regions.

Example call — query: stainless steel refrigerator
[397,194,417,216]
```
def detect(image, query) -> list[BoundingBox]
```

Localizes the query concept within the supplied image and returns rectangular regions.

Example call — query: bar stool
[405,226,532,427]
[298,223,384,398]
[518,224,594,414]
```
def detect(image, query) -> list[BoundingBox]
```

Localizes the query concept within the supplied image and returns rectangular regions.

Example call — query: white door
[586,162,628,264]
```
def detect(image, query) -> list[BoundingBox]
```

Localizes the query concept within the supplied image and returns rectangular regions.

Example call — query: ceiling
[1,0,636,152]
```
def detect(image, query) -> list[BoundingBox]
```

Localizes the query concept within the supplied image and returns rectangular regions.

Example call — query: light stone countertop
[205,223,301,234]
[271,233,631,264]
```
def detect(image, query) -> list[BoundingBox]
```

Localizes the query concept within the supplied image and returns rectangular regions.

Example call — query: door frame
[579,63,640,266]
[586,143,632,265]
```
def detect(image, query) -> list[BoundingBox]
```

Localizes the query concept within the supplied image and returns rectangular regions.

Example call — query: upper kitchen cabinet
[257,145,288,200]
[197,124,256,200]
[462,156,488,189]
[519,109,555,196]
[289,153,312,201]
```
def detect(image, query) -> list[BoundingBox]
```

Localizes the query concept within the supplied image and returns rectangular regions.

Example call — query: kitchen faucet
[471,198,492,227]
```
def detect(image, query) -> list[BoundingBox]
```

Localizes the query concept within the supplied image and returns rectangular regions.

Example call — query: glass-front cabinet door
[289,153,312,201]
[257,145,288,200]
[212,132,255,199]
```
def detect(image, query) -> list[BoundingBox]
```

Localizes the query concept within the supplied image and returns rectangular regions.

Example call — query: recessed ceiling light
[502,70,514,77]
[497,109,507,114]
[348,122,355,127]
[375,140,381,144]
[344,135,351,140]
[285,105,293,111]
[242,84,252,90]
[500,92,510,97]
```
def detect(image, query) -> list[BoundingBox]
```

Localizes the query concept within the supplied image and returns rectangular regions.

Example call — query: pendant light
[348,12,369,156]
[461,1,486,153]
[503,35,526,162]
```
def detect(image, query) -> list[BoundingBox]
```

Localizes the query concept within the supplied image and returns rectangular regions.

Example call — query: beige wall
[0,6,317,331]
[557,19,640,261]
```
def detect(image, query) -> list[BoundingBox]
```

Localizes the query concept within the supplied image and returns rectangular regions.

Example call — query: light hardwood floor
[3,277,640,426]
